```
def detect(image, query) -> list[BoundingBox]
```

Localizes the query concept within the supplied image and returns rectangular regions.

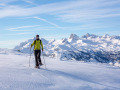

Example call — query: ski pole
[29,48,31,67]
[42,51,46,69]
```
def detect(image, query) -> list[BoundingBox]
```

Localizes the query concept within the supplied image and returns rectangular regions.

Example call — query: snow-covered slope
[0,50,120,90]
[14,34,120,65]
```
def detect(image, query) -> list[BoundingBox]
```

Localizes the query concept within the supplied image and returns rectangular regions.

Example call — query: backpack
[34,40,41,45]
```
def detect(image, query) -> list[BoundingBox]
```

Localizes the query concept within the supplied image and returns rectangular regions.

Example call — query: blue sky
[0,0,120,49]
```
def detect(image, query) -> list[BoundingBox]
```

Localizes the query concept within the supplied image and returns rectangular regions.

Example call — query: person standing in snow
[30,35,44,68]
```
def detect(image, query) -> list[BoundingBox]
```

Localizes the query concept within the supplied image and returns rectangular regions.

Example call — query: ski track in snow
[0,51,120,90]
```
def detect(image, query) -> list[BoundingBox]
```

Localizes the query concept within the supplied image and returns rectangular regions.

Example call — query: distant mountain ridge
[14,33,120,66]
[14,33,120,54]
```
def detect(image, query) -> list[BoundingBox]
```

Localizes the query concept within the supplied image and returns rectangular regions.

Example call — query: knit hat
[36,35,39,37]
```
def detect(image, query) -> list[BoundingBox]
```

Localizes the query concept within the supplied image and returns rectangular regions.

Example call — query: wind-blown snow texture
[14,33,120,66]
[0,49,120,90]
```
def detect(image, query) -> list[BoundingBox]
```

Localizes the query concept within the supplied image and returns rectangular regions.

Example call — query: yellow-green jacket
[31,40,43,50]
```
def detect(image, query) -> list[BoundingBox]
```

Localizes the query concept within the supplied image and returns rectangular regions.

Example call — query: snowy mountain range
[14,33,120,66]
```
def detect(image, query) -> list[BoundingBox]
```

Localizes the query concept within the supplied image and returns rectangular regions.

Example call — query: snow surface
[0,49,120,90]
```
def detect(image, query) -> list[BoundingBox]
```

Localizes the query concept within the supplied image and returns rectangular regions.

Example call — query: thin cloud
[17,32,32,35]
[7,32,34,35]
[8,25,40,30]
[33,17,59,27]
[9,28,56,31]
[0,0,120,23]
[9,30,32,31]
[22,0,37,6]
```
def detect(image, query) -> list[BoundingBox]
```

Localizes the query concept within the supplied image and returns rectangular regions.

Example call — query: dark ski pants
[34,50,42,66]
